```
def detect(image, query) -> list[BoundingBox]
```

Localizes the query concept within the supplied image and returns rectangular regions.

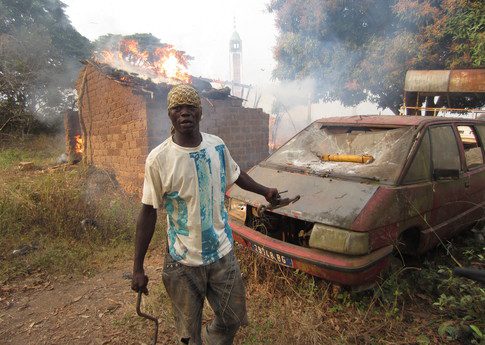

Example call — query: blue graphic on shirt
[190,149,219,264]
[164,191,188,261]
[215,144,233,243]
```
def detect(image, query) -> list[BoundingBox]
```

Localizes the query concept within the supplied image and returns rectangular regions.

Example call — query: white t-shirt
[141,133,241,266]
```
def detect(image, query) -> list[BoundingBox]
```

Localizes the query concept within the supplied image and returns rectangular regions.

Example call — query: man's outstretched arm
[235,170,279,202]
[132,203,157,294]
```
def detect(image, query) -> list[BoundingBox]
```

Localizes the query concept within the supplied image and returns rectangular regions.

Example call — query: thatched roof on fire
[81,59,236,101]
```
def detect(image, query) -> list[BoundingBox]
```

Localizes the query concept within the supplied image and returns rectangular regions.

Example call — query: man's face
[168,104,202,135]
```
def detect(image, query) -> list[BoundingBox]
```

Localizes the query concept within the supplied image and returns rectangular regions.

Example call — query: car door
[427,124,468,247]
[397,128,434,254]
[456,123,485,225]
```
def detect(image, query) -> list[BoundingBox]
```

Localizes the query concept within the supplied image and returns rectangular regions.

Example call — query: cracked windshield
[266,123,415,183]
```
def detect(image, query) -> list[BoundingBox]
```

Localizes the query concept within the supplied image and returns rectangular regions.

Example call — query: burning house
[66,38,269,195]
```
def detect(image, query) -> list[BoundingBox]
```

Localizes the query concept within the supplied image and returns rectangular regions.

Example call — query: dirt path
[0,254,175,345]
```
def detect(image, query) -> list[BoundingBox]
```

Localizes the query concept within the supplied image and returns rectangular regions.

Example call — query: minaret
[229,19,243,97]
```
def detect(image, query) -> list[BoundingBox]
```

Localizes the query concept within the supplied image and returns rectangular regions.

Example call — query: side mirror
[433,168,460,180]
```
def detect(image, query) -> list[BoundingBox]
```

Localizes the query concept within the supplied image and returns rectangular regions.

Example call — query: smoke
[247,77,393,149]
[247,79,309,147]
[37,50,84,101]
[32,50,87,131]
[0,0,92,133]
[0,28,78,131]
[243,2,403,146]
[268,0,428,113]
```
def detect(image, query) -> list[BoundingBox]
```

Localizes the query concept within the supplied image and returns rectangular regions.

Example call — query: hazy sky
[62,0,277,85]
[62,0,391,141]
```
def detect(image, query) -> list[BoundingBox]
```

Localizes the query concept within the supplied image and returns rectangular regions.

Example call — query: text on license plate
[251,243,293,267]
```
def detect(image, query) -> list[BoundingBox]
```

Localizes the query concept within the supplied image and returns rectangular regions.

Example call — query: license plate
[251,243,293,267]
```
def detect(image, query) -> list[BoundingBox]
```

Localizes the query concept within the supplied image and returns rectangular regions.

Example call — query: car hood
[228,165,379,229]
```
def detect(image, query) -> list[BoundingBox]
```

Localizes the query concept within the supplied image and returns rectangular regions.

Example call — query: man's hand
[131,270,149,295]
[235,171,280,203]
[264,188,280,204]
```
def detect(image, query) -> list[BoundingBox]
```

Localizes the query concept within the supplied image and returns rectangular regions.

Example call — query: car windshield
[265,122,416,183]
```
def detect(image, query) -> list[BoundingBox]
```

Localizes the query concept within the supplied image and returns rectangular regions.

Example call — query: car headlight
[309,223,369,255]
[228,198,247,222]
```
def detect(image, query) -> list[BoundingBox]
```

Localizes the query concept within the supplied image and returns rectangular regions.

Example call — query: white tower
[229,20,243,97]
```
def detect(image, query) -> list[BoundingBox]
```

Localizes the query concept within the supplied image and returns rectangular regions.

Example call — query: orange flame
[74,135,84,154]
[96,39,191,84]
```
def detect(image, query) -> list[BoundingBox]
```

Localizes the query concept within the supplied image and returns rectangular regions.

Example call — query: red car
[228,115,485,287]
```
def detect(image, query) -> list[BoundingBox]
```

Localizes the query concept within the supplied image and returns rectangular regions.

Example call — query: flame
[74,135,84,154]
[95,39,191,84]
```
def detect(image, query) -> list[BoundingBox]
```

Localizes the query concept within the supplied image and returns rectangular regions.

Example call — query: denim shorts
[162,249,248,345]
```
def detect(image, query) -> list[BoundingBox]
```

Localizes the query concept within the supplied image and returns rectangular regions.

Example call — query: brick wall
[77,64,269,196]
[199,99,269,171]
[147,97,269,171]
[77,65,149,195]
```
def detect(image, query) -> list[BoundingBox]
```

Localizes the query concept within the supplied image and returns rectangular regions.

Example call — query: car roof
[316,115,484,127]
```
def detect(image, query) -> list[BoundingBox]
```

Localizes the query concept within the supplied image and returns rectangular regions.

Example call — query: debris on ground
[12,244,38,257]
[81,218,98,230]
[18,162,36,171]
[56,153,68,164]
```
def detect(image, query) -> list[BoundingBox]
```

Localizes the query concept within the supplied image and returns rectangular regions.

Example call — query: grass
[0,134,483,344]
[231,239,485,344]
[0,135,63,169]
[0,134,165,283]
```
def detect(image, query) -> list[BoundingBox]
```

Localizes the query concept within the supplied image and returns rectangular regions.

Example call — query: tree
[268,0,485,113]
[0,0,91,133]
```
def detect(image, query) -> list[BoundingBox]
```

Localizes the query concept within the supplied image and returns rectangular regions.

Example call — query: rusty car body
[227,115,485,287]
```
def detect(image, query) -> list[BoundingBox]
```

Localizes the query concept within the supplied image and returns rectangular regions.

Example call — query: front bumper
[230,220,393,286]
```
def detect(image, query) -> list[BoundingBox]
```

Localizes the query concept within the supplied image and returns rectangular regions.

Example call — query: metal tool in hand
[136,291,159,345]
[257,191,301,217]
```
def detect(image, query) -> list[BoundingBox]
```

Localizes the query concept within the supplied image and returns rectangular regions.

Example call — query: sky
[62,0,277,85]
[62,0,392,142]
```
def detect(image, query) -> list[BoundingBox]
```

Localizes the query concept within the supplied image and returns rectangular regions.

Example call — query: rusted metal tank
[405,69,485,93]
[403,69,485,116]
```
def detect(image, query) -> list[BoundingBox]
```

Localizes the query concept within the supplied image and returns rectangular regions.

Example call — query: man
[131,84,279,345]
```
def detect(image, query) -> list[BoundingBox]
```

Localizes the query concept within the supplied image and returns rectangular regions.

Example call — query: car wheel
[398,228,421,256]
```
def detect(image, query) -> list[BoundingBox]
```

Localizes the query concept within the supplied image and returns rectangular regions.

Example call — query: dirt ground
[0,254,173,345]
[1,243,484,345]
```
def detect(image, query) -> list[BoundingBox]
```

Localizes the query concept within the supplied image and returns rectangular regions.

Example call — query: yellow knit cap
[167,84,201,110]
